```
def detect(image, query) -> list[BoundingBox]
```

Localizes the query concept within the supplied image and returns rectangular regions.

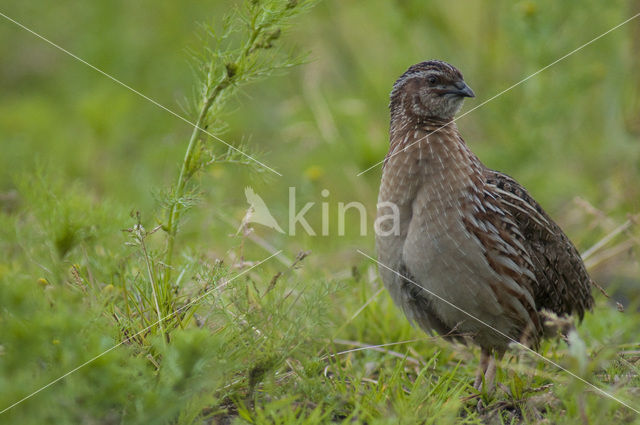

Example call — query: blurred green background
[2,0,639,256]
[1,0,639,423]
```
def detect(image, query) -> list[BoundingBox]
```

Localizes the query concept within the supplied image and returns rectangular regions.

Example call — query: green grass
[1,0,640,423]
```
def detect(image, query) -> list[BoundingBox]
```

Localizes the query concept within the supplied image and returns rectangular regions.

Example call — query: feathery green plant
[118,0,318,343]
[162,0,315,283]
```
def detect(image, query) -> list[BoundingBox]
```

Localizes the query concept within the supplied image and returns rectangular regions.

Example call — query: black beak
[448,81,475,98]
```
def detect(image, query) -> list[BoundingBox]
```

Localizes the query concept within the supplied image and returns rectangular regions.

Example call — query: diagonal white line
[356,249,640,415]
[0,11,282,176]
[346,287,384,324]
[0,250,282,415]
[357,12,640,177]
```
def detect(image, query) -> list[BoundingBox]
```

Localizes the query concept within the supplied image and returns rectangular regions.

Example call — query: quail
[375,60,594,389]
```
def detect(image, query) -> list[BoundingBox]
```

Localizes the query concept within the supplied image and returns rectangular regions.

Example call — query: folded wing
[483,169,594,319]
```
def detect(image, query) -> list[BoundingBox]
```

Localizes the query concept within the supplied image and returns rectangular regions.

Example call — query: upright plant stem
[163,88,221,287]
[161,2,300,287]
[140,235,166,343]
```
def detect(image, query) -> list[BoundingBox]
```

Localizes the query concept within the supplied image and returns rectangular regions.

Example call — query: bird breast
[377,124,538,349]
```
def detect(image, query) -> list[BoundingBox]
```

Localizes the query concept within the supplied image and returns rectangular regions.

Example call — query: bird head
[390,60,474,122]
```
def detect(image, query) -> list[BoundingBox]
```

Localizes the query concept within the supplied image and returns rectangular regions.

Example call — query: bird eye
[428,76,437,84]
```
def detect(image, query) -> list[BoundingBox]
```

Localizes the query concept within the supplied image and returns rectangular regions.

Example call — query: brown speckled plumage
[375,60,594,388]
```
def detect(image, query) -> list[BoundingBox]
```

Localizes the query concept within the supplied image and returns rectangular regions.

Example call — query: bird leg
[474,348,505,392]
[483,350,505,393]
[484,354,497,392]
[473,348,491,390]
